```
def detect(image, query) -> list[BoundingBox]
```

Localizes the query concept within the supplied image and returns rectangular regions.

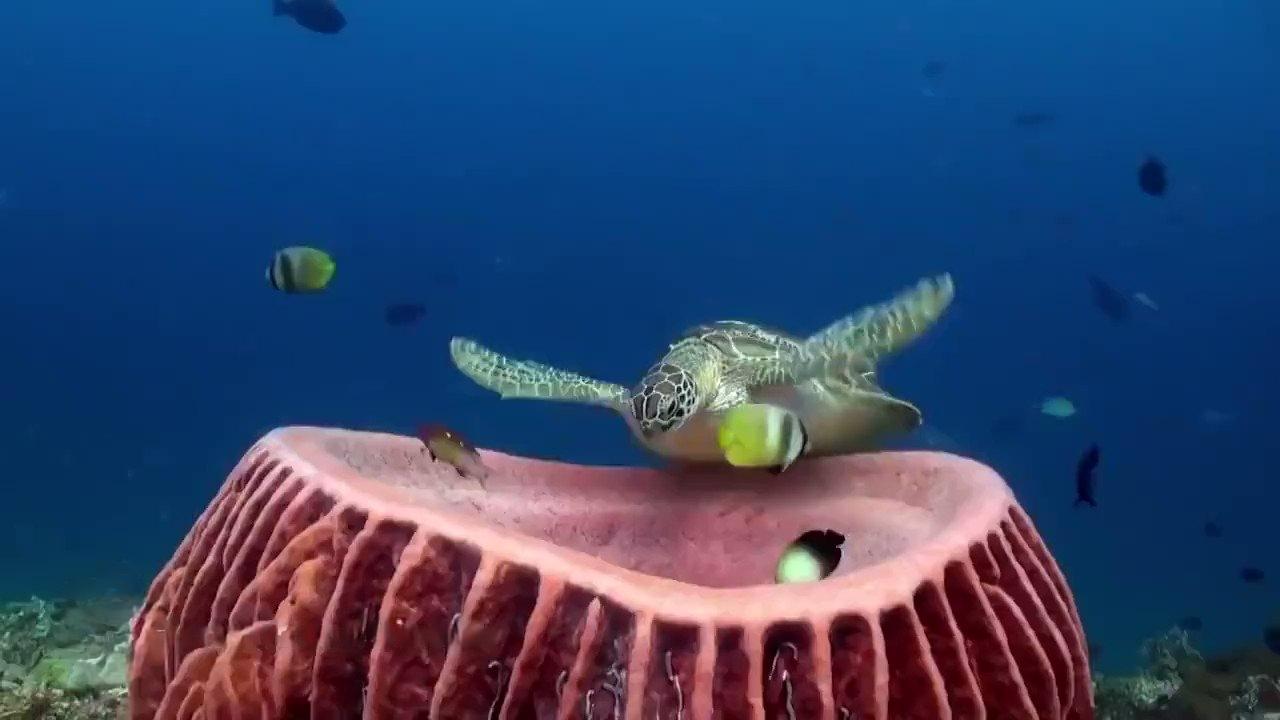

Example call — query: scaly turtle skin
[449,274,955,464]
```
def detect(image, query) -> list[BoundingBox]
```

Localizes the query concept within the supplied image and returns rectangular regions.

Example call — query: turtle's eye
[630,364,695,435]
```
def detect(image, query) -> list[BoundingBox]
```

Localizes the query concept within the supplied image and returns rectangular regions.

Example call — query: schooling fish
[266,246,336,293]
[775,529,845,584]
[1138,156,1168,197]
[273,0,346,34]
[1240,566,1266,584]
[1074,443,1100,507]
[417,423,490,481]
[717,403,809,474]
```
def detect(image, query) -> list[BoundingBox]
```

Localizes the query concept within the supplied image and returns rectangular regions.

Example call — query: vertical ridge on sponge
[881,603,950,719]
[829,612,884,720]
[988,528,1076,712]
[639,620,700,719]
[207,472,304,645]
[498,579,593,718]
[129,432,1095,720]
[984,584,1061,720]
[311,512,412,719]
[1003,515,1094,717]
[229,513,335,631]
[365,531,481,719]
[256,485,337,577]
[203,620,277,719]
[153,646,216,720]
[911,581,984,719]
[432,557,540,719]
[554,598,634,720]
[761,622,824,720]
[943,560,1040,719]
[710,626,754,720]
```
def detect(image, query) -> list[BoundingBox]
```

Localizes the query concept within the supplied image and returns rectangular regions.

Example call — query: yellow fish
[266,246,336,293]
[418,423,490,481]
[776,530,844,583]
[717,403,809,473]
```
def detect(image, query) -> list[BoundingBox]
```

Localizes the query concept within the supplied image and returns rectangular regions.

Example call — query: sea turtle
[449,274,955,465]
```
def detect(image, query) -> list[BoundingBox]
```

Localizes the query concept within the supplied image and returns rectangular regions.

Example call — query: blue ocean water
[0,0,1276,675]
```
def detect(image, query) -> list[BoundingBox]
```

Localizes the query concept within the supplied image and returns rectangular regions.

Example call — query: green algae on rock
[0,596,134,720]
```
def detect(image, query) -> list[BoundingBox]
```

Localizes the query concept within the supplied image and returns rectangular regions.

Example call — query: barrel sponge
[128,426,1094,719]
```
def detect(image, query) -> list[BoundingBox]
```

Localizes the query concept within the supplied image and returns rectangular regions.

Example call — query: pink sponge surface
[128,426,1094,720]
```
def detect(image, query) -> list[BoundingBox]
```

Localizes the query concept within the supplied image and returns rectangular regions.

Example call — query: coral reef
[129,426,1094,719]
[0,595,134,719]
[1094,627,1280,720]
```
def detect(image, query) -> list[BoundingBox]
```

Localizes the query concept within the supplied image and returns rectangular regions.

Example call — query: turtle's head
[628,362,700,437]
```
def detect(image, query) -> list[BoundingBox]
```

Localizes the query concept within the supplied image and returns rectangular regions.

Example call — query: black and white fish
[266,246,336,293]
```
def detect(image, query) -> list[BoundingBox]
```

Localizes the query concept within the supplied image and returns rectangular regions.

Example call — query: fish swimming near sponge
[266,246,336,294]
[717,403,809,474]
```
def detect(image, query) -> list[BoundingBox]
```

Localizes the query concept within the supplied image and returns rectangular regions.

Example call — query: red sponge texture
[128,426,1094,720]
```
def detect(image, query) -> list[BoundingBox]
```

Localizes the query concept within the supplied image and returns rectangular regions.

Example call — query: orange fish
[417,423,490,481]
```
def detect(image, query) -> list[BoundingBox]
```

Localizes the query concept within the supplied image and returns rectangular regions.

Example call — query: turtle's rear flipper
[804,274,955,364]
[449,337,627,408]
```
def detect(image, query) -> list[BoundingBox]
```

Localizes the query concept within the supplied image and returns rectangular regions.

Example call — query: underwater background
[0,0,1277,681]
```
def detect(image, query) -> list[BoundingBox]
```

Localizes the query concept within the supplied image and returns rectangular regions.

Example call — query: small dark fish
[921,60,946,79]
[1088,275,1131,323]
[1138,156,1168,197]
[1241,566,1266,583]
[273,0,346,33]
[1264,625,1280,655]
[417,423,490,481]
[1203,521,1224,538]
[1013,111,1054,128]
[384,302,427,327]
[1177,616,1203,632]
[1074,443,1100,507]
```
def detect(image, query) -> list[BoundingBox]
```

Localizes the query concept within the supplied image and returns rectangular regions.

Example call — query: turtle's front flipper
[449,337,628,409]
[722,274,954,391]
[804,274,955,364]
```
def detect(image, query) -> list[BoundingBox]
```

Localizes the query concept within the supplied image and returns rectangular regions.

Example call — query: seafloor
[0,595,1275,719]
